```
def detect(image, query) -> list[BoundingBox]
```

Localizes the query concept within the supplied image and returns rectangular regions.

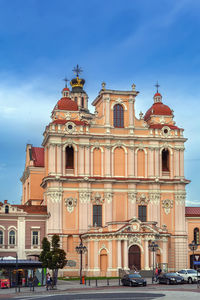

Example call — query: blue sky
[0,0,199,205]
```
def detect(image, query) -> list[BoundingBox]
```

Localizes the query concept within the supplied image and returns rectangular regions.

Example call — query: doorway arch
[100,249,108,276]
[128,245,141,271]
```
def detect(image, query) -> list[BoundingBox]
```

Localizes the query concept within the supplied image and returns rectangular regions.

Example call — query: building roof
[32,147,44,167]
[13,205,48,215]
[185,207,200,217]
[52,120,87,125]
[56,97,78,111]
[149,124,180,130]
[144,102,172,121]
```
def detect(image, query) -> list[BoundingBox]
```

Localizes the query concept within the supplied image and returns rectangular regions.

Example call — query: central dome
[57,97,78,111]
[144,102,172,121]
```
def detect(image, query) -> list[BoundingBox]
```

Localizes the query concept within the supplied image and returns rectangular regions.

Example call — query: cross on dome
[72,64,83,77]
[63,77,69,87]
[155,81,160,93]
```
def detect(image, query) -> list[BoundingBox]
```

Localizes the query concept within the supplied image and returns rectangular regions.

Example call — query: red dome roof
[154,92,162,97]
[144,102,172,121]
[62,87,70,91]
[57,97,78,111]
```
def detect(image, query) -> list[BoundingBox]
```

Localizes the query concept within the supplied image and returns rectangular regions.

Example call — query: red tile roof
[149,124,180,130]
[52,120,87,125]
[32,147,44,167]
[144,102,172,121]
[56,97,78,111]
[13,205,48,215]
[154,92,162,97]
[185,207,200,217]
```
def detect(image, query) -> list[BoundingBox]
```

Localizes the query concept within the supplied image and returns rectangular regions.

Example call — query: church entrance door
[100,249,108,276]
[128,245,141,271]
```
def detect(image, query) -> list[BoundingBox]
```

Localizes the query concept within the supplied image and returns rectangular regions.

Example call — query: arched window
[9,230,15,245]
[0,230,3,245]
[65,146,74,169]
[162,149,170,171]
[5,205,9,214]
[113,104,124,128]
[81,97,84,108]
[194,228,199,244]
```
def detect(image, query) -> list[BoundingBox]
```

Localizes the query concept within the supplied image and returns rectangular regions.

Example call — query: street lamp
[149,241,159,283]
[189,240,198,269]
[76,238,87,284]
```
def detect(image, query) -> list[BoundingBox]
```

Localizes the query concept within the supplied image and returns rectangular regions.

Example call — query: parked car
[121,273,147,287]
[0,276,10,288]
[158,272,184,285]
[176,269,200,284]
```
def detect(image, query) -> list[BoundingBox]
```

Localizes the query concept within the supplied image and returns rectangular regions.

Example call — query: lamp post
[149,241,159,283]
[189,240,198,269]
[76,239,87,284]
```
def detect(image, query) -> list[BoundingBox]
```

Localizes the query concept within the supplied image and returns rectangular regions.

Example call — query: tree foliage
[39,235,66,285]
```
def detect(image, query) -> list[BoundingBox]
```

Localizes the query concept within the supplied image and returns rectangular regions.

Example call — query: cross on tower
[63,77,69,87]
[155,81,160,93]
[72,64,83,77]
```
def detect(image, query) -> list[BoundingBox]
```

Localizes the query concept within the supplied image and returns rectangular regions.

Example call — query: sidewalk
[0,278,200,298]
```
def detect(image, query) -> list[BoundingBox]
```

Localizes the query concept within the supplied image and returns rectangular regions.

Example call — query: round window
[68,124,73,130]
[164,129,168,134]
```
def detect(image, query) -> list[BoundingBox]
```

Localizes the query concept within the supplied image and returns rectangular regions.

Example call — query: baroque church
[17,66,200,276]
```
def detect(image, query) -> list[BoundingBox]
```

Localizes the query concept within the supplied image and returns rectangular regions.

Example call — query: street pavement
[0,278,199,299]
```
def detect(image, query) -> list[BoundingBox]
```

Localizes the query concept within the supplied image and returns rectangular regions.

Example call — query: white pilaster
[117,240,122,269]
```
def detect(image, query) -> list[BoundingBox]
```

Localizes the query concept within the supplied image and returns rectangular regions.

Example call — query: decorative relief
[65,197,77,213]
[162,199,173,215]
[93,141,100,149]
[136,193,149,205]
[129,236,141,246]
[79,192,91,203]
[65,112,71,120]
[91,192,104,204]
[175,192,186,205]
[161,126,171,138]
[66,122,76,134]
[149,192,160,205]
[47,191,62,203]
[128,192,137,203]
[104,192,113,204]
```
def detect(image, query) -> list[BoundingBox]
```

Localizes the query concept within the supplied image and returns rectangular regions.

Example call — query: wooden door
[100,249,108,276]
[128,245,141,271]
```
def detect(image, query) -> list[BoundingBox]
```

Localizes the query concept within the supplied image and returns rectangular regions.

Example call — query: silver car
[176,269,200,283]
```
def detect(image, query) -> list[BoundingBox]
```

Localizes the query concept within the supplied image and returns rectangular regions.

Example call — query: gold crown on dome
[70,76,85,88]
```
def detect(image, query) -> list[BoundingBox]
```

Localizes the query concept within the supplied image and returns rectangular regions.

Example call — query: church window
[5,205,9,214]
[32,231,39,245]
[194,228,199,244]
[114,104,124,128]
[138,205,147,222]
[65,146,74,169]
[9,230,15,245]
[81,97,84,108]
[93,205,102,227]
[0,230,3,245]
[162,149,170,171]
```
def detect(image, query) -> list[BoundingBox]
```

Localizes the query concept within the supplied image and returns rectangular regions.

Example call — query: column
[57,145,62,175]
[94,240,99,273]
[107,240,113,275]
[148,148,154,177]
[144,239,150,270]
[170,152,174,179]
[155,148,159,177]
[105,97,110,126]
[48,144,56,174]
[180,149,184,178]
[123,240,129,270]
[128,148,134,177]
[78,146,84,175]
[85,146,90,175]
[18,217,25,259]
[105,147,111,176]
[117,240,122,269]
[162,239,168,265]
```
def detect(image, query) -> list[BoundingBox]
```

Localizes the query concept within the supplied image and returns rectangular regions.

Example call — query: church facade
[20,69,194,276]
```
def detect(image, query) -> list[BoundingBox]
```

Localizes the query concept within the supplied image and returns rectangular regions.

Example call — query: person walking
[155,267,159,282]
[46,273,51,291]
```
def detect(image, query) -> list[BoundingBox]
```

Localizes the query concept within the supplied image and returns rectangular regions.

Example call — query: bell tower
[70,64,89,112]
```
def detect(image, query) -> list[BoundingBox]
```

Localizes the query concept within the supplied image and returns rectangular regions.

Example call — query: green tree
[39,235,66,286]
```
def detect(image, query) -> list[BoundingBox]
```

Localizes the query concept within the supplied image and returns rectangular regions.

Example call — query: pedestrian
[28,275,33,291]
[46,273,51,291]
[158,267,162,276]
[155,267,159,282]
